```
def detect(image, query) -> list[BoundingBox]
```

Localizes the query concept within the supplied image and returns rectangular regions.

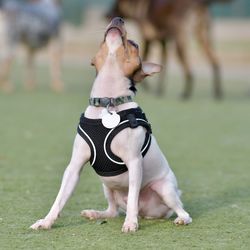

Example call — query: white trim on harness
[78,124,97,166]
[103,118,150,165]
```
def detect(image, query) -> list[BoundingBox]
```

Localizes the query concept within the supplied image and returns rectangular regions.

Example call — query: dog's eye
[128,40,139,49]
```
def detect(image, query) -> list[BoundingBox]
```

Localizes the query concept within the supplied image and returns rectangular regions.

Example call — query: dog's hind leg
[195,6,222,99]
[81,184,118,220]
[49,38,64,93]
[25,49,36,91]
[156,38,168,96]
[0,55,14,92]
[141,39,151,92]
[151,171,192,225]
[175,28,194,99]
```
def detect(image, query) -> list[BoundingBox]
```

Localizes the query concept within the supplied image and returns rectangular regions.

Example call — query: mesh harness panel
[77,107,152,177]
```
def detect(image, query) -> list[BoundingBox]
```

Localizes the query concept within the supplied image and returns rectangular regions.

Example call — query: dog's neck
[90,55,131,98]
[85,55,138,119]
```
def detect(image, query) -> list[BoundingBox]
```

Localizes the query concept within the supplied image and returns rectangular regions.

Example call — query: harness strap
[105,116,151,164]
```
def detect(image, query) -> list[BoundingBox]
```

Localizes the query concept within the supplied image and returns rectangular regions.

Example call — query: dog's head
[91,17,161,84]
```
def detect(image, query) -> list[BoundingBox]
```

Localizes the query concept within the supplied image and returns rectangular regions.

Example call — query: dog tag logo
[102,111,121,129]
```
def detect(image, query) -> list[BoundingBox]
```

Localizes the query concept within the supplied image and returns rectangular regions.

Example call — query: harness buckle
[100,97,111,107]
[127,114,138,128]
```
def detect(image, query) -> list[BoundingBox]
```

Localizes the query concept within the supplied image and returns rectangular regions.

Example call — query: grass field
[0,62,250,250]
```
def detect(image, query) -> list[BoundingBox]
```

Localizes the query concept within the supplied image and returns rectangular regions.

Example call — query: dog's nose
[112,17,124,26]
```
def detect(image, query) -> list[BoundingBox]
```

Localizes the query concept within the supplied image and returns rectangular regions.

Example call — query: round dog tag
[102,111,120,129]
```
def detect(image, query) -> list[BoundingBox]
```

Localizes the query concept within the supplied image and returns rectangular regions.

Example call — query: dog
[30,17,192,233]
[0,0,63,92]
[108,0,232,98]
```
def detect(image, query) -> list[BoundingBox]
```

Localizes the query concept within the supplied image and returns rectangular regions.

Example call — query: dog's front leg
[122,156,143,233]
[30,134,90,230]
[112,127,145,233]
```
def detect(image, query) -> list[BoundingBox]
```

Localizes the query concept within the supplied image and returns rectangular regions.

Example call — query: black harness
[77,107,152,177]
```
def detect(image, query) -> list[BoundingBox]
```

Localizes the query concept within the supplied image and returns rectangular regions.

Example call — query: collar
[89,96,133,108]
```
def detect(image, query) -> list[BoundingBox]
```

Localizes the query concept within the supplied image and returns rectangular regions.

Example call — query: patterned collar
[89,96,133,108]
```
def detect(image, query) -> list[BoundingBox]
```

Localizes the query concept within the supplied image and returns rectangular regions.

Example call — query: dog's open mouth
[105,26,124,39]
[105,17,126,40]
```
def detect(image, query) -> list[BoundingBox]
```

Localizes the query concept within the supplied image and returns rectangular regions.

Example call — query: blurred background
[63,0,250,97]
[0,1,250,248]
[0,0,249,95]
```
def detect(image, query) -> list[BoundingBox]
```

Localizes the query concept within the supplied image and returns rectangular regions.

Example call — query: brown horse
[108,0,232,98]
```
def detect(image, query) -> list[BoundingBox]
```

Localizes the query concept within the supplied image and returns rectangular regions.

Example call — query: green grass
[0,63,250,249]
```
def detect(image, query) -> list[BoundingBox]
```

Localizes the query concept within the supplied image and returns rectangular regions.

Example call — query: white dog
[30,17,192,233]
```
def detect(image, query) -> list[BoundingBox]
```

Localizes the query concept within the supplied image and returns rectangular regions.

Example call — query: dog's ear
[133,62,162,82]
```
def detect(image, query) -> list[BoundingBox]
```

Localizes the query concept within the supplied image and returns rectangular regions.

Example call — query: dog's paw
[30,219,53,230]
[81,210,101,220]
[174,216,192,225]
[122,220,139,233]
